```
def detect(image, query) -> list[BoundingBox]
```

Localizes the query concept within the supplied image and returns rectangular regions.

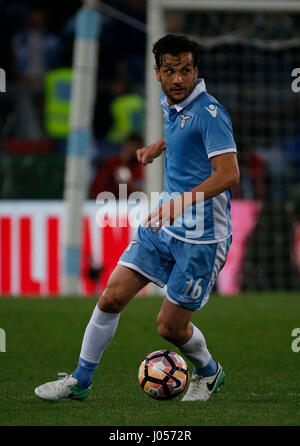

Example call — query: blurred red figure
[90,133,144,199]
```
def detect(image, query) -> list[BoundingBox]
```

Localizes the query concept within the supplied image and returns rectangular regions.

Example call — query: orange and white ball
[138,350,189,400]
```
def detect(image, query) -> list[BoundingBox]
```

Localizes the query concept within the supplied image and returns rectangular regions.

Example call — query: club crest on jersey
[179,114,192,129]
[126,240,139,252]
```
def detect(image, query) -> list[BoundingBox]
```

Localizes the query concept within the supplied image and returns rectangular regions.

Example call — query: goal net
[147,0,300,292]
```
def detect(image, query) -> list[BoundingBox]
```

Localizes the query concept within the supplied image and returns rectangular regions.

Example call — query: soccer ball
[138,350,189,400]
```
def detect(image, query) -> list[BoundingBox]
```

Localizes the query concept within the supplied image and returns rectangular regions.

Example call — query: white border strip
[161,227,232,245]
[118,260,165,288]
[208,148,237,159]
[166,292,180,306]
[200,238,228,309]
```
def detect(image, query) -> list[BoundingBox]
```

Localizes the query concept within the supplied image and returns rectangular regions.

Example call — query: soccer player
[35,34,239,402]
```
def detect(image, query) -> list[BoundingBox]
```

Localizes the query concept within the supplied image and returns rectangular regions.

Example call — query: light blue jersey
[160,78,237,243]
[118,78,236,310]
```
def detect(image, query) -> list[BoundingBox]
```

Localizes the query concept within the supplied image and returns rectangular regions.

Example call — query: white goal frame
[145,0,300,198]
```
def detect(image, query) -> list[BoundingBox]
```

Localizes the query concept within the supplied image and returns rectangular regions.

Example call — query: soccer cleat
[34,372,91,402]
[182,362,225,402]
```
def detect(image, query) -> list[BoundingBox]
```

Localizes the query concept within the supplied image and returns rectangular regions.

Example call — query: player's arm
[145,152,239,231]
[136,138,166,165]
[185,152,240,203]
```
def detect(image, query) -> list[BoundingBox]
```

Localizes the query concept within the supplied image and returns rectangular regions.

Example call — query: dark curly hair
[153,34,202,69]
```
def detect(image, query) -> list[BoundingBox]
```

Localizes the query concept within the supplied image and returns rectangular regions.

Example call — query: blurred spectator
[247,151,267,200]
[246,147,292,202]
[89,133,144,199]
[106,78,144,144]
[11,8,61,139]
[44,67,72,141]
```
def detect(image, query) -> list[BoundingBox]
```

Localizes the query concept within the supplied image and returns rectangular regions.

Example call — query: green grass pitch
[0,293,300,426]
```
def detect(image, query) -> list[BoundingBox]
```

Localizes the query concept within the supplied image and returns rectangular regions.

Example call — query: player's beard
[163,79,197,105]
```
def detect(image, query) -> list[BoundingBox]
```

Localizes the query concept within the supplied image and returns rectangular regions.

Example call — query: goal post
[144,1,165,197]
[63,0,102,295]
[150,0,300,12]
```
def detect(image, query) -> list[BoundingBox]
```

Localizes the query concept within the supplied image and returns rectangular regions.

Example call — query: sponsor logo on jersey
[126,240,140,252]
[205,104,218,118]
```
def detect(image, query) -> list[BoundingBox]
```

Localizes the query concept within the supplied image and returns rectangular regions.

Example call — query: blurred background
[0,0,300,296]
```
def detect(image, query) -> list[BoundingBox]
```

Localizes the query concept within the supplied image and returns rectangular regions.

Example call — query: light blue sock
[72,357,98,388]
[194,358,218,377]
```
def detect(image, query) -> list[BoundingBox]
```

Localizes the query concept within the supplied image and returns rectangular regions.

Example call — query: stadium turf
[0,293,300,426]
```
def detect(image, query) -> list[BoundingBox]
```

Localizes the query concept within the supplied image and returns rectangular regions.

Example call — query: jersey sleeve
[198,104,237,159]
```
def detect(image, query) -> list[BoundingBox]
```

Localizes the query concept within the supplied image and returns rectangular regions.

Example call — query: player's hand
[136,139,165,165]
[144,196,184,232]
[136,146,154,165]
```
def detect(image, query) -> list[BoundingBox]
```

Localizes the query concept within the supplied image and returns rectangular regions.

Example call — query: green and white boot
[182,363,225,402]
[34,372,91,402]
